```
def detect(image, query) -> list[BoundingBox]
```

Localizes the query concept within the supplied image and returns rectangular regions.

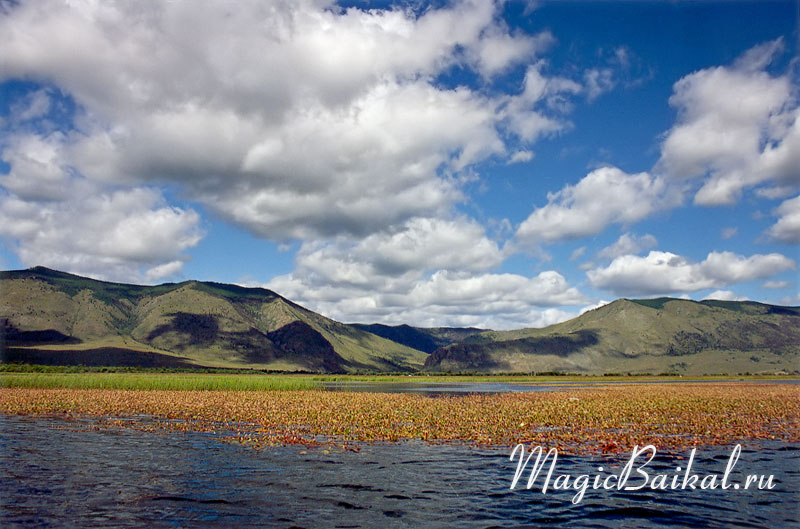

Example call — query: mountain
[349,323,485,354]
[0,267,427,372]
[424,298,800,375]
[3,268,798,375]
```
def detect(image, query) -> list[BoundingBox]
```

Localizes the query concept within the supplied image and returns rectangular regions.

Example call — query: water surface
[319,378,800,396]
[2,415,798,528]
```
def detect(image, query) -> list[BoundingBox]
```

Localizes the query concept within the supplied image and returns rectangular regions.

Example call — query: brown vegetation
[1,383,797,454]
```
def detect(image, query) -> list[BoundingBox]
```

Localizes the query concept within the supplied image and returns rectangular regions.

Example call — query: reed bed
[0,372,320,391]
[1,383,797,454]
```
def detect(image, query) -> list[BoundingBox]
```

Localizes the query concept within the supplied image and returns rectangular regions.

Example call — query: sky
[0,0,798,330]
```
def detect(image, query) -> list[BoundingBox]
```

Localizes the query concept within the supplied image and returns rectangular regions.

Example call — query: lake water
[319,379,800,396]
[1,415,798,528]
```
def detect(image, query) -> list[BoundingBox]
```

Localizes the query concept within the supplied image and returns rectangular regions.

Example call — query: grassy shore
[2,370,796,391]
[1,383,797,454]
[0,372,320,391]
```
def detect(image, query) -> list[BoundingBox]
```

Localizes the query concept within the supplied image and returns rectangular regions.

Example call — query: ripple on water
[1,415,798,528]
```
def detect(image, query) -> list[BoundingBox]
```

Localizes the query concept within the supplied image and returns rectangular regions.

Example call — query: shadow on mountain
[267,321,345,373]
[351,324,440,354]
[146,313,345,372]
[2,320,82,346]
[1,347,195,368]
[425,330,600,371]
[147,313,220,345]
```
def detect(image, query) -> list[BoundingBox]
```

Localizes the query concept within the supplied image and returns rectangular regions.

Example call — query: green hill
[423,298,800,375]
[0,267,427,372]
[3,268,798,375]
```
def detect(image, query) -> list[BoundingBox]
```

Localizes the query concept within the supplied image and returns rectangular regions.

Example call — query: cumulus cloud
[597,233,657,260]
[512,39,799,254]
[766,195,800,244]
[291,217,504,285]
[704,290,748,302]
[499,61,582,145]
[268,267,587,330]
[658,38,800,205]
[0,186,202,282]
[0,0,575,244]
[3,2,792,328]
[469,27,552,78]
[515,166,672,244]
[0,0,600,314]
[260,216,587,329]
[587,250,796,297]
[0,133,73,201]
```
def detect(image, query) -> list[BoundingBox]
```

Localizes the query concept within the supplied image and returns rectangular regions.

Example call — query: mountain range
[2,267,798,374]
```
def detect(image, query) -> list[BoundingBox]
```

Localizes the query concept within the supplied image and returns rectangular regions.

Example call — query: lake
[2,415,798,528]
[319,378,800,395]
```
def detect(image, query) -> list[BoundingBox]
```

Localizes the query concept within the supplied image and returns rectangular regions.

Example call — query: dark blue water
[1,415,798,528]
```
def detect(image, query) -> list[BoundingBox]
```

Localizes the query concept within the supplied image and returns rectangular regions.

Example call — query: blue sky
[0,0,798,329]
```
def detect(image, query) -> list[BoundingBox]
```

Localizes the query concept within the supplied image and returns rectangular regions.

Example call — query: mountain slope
[349,323,485,354]
[0,267,427,372]
[424,298,800,375]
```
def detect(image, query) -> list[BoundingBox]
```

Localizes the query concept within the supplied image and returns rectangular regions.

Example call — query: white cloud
[578,299,612,315]
[766,195,800,244]
[292,216,504,286]
[268,268,587,330]
[10,89,52,122]
[587,250,796,297]
[261,216,587,329]
[721,227,738,240]
[755,186,796,200]
[0,0,575,243]
[145,261,185,283]
[584,67,615,101]
[469,27,552,78]
[0,186,202,283]
[582,45,649,101]
[516,166,672,244]
[704,290,748,302]
[762,280,790,290]
[2,1,790,330]
[0,0,598,303]
[0,133,73,201]
[507,150,534,164]
[658,38,800,205]
[597,233,657,260]
[512,39,798,252]
[569,246,586,262]
[501,61,582,142]
[403,270,585,308]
